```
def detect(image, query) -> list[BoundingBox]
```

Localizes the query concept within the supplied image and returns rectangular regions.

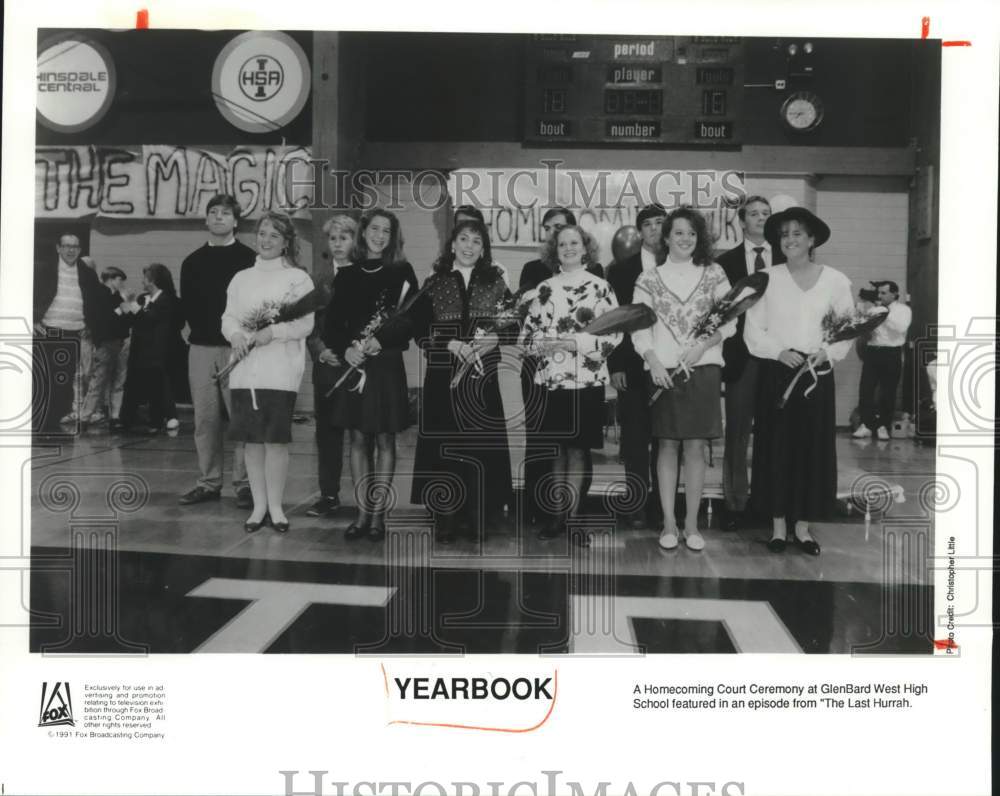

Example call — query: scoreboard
[524,35,744,146]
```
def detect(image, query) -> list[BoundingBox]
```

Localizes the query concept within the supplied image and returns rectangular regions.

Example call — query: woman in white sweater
[744,207,854,556]
[221,212,314,534]
[631,207,735,552]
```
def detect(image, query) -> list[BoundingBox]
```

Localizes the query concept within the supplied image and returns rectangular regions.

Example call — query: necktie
[753,246,765,272]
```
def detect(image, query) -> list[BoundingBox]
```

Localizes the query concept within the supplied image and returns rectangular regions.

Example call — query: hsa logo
[39,682,75,727]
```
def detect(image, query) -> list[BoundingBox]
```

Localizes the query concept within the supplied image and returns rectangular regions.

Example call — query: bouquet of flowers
[777,304,889,408]
[449,287,536,389]
[326,281,428,396]
[214,284,331,382]
[649,271,769,405]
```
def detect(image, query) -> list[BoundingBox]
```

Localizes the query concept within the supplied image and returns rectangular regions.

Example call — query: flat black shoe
[367,524,386,542]
[345,522,368,541]
[794,536,821,556]
[306,496,340,517]
[179,486,221,505]
[722,510,740,532]
[272,521,290,534]
[767,537,787,553]
[244,515,268,534]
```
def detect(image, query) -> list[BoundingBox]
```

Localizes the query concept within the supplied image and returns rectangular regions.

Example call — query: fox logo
[39,682,74,727]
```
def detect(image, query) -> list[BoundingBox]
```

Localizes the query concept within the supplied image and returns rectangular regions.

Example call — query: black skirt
[750,358,838,522]
[410,349,512,515]
[229,389,297,443]
[329,350,410,433]
[536,384,606,450]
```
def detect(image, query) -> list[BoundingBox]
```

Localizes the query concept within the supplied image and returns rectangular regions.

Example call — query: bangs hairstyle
[143,263,177,296]
[434,219,493,273]
[541,224,600,271]
[257,211,301,267]
[662,206,715,266]
[322,213,358,238]
[357,208,406,264]
[206,193,242,222]
[542,207,577,227]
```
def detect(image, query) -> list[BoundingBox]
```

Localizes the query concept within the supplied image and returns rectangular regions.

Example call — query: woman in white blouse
[744,207,854,556]
[521,225,622,547]
[631,207,735,552]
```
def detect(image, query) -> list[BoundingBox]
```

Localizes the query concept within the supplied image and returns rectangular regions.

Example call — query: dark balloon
[611,225,642,263]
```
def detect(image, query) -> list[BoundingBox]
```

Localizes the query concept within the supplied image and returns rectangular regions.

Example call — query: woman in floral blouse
[631,207,735,552]
[520,225,621,547]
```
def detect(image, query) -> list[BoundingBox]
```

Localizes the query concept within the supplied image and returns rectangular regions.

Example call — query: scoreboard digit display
[525,35,744,146]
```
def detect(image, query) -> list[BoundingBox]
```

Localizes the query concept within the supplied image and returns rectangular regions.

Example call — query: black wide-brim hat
[764,206,831,250]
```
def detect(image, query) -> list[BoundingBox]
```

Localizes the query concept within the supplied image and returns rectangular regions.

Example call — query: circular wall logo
[37,34,116,133]
[213,32,310,133]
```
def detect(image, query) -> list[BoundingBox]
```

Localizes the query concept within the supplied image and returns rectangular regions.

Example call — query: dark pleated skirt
[648,364,723,440]
[229,389,297,443]
[750,359,838,522]
[411,350,512,515]
[329,350,410,433]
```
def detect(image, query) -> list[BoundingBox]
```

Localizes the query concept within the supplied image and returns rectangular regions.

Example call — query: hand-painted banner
[446,167,749,262]
[35,144,314,219]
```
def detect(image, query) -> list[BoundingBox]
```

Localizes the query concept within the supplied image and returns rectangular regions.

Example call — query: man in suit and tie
[606,203,666,528]
[715,195,785,531]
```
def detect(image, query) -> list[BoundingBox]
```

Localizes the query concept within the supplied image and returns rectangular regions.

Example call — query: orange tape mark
[942,41,972,47]
[921,16,930,39]
[933,638,958,650]
[136,9,149,29]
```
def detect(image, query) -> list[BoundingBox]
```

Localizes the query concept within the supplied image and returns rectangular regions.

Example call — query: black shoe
[109,419,124,434]
[244,517,266,534]
[179,486,221,505]
[272,519,290,534]
[368,524,386,542]
[235,486,253,510]
[345,521,368,541]
[793,536,821,556]
[306,496,340,517]
[722,509,741,532]
[767,537,787,553]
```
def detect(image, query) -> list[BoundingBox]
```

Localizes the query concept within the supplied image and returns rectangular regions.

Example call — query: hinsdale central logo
[39,682,75,727]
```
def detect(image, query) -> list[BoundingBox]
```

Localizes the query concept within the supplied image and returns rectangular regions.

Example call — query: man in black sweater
[178,194,255,507]
[605,204,665,528]
[715,195,785,530]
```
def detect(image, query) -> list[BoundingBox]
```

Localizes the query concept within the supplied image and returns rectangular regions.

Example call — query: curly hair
[433,219,494,273]
[357,208,407,264]
[541,225,600,271]
[662,206,715,266]
[256,211,301,267]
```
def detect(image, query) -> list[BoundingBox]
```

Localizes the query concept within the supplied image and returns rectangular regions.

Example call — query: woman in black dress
[325,208,418,541]
[410,219,514,543]
[119,263,179,435]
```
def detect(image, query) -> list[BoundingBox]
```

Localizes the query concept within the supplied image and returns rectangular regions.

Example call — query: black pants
[616,381,657,515]
[859,346,903,431]
[120,366,171,428]
[313,366,344,499]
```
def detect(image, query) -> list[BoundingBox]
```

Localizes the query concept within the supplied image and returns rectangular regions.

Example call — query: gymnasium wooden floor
[28,414,936,654]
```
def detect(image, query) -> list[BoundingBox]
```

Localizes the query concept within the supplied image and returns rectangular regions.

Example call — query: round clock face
[781,92,824,132]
